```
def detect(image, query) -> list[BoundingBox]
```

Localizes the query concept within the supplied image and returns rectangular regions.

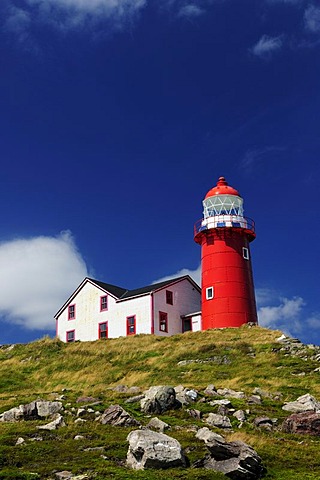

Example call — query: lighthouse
[194,177,258,329]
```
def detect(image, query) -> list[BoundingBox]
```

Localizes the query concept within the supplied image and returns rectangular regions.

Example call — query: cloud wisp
[3,0,147,41]
[0,232,88,331]
[153,264,201,286]
[304,5,320,34]
[250,34,284,58]
[177,4,205,18]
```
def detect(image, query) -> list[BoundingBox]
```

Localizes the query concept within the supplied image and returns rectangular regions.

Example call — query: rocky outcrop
[146,417,170,432]
[282,411,320,436]
[126,429,188,470]
[140,386,181,414]
[194,427,265,479]
[282,394,320,413]
[0,400,63,422]
[100,404,140,427]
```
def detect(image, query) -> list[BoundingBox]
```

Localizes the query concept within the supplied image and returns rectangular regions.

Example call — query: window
[127,315,136,335]
[182,318,192,333]
[166,290,173,305]
[206,287,214,300]
[66,330,75,342]
[100,295,108,311]
[99,322,108,339]
[68,304,75,320]
[159,311,168,332]
[242,247,249,260]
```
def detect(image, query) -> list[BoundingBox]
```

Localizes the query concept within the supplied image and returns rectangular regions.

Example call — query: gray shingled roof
[89,275,199,300]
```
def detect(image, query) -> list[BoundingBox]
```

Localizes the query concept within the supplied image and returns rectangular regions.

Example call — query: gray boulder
[126,429,188,470]
[141,386,181,414]
[37,414,66,431]
[194,427,265,479]
[205,413,232,429]
[0,400,63,422]
[146,417,170,433]
[216,388,245,400]
[100,404,140,427]
[282,394,320,413]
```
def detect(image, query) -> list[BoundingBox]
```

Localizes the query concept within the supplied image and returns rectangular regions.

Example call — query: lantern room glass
[203,195,244,218]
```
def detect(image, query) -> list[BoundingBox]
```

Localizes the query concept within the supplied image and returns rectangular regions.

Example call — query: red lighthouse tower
[194,177,258,329]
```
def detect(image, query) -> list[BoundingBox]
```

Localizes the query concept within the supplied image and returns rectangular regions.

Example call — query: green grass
[0,326,319,479]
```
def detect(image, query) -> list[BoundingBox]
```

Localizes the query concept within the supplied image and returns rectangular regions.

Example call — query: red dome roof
[205,177,240,199]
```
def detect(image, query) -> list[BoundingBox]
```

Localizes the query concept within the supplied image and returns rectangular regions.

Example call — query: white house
[55,275,201,342]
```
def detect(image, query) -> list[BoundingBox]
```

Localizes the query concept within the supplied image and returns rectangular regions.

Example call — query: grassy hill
[0,326,319,479]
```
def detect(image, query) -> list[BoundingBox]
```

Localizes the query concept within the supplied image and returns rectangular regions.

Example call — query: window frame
[159,311,168,333]
[166,290,173,305]
[66,329,75,342]
[242,247,249,260]
[206,286,214,300]
[68,304,76,320]
[98,321,108,339]
[126,315,136,336]
[100,295,108,312]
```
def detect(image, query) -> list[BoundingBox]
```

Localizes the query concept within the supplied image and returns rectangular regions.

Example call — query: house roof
[54,275,200,318]
[87,278,127,299]
[119,275,199,300]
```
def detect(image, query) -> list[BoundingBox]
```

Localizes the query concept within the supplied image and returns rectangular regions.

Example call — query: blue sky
[1,0,320,345]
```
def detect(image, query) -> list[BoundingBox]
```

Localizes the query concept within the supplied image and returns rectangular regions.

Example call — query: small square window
[127,315,136,335]
[242,247,249,260]
[66,330,75,342]
[206,287,214,300]
[99,322,108,339]
[100,295,108,311]
[166,290,173,305]
[159,311,168,332]
[68,304,75,320]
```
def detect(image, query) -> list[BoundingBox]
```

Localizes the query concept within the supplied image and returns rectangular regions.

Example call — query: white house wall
[153,279,201,336]
[56,281,153,342]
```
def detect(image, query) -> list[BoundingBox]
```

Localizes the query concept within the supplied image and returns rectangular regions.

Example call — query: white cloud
[177,4,205,18]
[250,34,284,58]
[304,5,320,34]
[0,232,88,330]
[153,264,201,286]
[4,0,147,36]
[240,146,286,171]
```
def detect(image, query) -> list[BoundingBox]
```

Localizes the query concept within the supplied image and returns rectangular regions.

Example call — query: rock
[0,406,24,422]
[253,417,274,430]
[76,396,99,404]
[113,385,128,392]
[176,388,198,406]
[127,386,141,394]
[187,409,201,420]
[233,410,246,422]
[74,418,87,423]
[146,417,170,432]
[1,400,63,422]
[77,408,87,417]
[209,399,233,408]
[216,388,245,399]
[204,384,218,396]
[194,427,265,479]
[16,437,25,445]
[100,404,140,427]
[35,401,63,418]
[141,386,181,414]
[282,394,320,413]
[124,394,145,404]
[126,429,188,470]
[37,414,66,431]
[248,395,262,405]
[74,435,85,440]
[205,413,232,429]
[54,472,73,480]
[282,411,320,436]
